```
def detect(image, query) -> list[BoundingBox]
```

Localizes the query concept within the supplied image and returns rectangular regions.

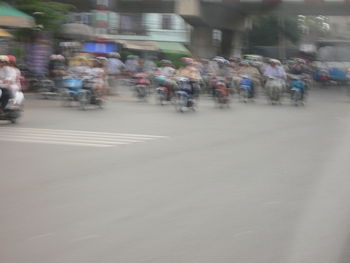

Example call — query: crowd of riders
[0,51,314,115]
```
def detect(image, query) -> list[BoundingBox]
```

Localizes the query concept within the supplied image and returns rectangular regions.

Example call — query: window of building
[97,0,109,9]
[119,13,145,35]
[86,14,93,25]
[162,14,172,30]
[81,13,92,25]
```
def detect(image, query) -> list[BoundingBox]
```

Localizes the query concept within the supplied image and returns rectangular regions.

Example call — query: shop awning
[0,28,13,38]
[0,2,35,28]
[156,41,191,55]
[116,40,158,51]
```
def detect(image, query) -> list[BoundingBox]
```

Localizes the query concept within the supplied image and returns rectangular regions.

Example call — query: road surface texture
[1,86,350,263]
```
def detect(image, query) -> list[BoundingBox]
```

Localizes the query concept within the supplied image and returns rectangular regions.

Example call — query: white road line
[0,138,113,147]
[0,127,168,148]
[0,134,130,145]
[27,233,55,241]
[0,129,162,141]
[0,127,167,139]
[0,131,144,143]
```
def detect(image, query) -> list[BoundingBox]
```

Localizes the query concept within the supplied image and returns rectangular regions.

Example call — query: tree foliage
[247,16,301,47]
[4,0,75,40]
[297,15,330,38]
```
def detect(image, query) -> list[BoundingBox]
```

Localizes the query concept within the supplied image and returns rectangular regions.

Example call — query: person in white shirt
[91,59,106,98]
[157,60,176,78]
[6,56,21,95]
[125,55,140,73]
[0,56,20,112]
[264,59,286,80]
[106,52,124,95]
[0,56,9,112]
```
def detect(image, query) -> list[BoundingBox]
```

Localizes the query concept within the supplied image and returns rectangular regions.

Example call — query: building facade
[328,16,350,40]
[68,3,191,44]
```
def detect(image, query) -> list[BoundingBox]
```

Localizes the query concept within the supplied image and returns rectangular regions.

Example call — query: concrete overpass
[61,0,350,57]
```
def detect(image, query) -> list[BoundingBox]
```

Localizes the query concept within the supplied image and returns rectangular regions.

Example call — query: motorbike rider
[49,54,66,90]
[0,56,20,113]
[90,59,106,98]
[289,58,308,75]
[176,57,202,99]
[153,60,176,101]
[125,55,141,74]
[263,59,287,97]
[143,56,157,74]
[236,60,262,98]
[264,59,286,81]
[214,58,231,78]
[229,57,241,70]
[106,52,125,95]
[0,55,9,113]
[211,58,232,96]
[157,60,176,78]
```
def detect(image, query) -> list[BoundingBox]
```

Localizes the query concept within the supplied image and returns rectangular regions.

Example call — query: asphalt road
[1,86,350,263]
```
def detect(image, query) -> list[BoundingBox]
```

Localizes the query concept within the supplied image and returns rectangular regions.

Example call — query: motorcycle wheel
[96,99,103,109]
[158,93,166,106]
[215,92,225,108]
[240,89,249,103]
[175,95,186,112]
[61,90,71,107]
[291,90,299,106]
[79,91,91,111]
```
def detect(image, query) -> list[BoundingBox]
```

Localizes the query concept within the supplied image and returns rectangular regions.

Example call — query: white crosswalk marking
[0,128,168,148]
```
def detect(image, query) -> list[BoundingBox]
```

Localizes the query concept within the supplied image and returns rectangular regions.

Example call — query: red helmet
[7,55,16,64]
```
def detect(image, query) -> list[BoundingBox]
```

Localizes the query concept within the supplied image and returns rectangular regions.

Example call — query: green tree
[4,0,75,40]
[297,15,330,40]
[247,16,301,48]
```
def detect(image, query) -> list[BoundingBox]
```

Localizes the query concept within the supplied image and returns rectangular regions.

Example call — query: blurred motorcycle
[289,75,306,106]
[155,75,176,106]
[239,74,254,103]
[213,76,230,108]
[174,77,197,112]
[0,89,24,124]
[133,73,150,101]
[61,76,86,109]
[265,76,284,105]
